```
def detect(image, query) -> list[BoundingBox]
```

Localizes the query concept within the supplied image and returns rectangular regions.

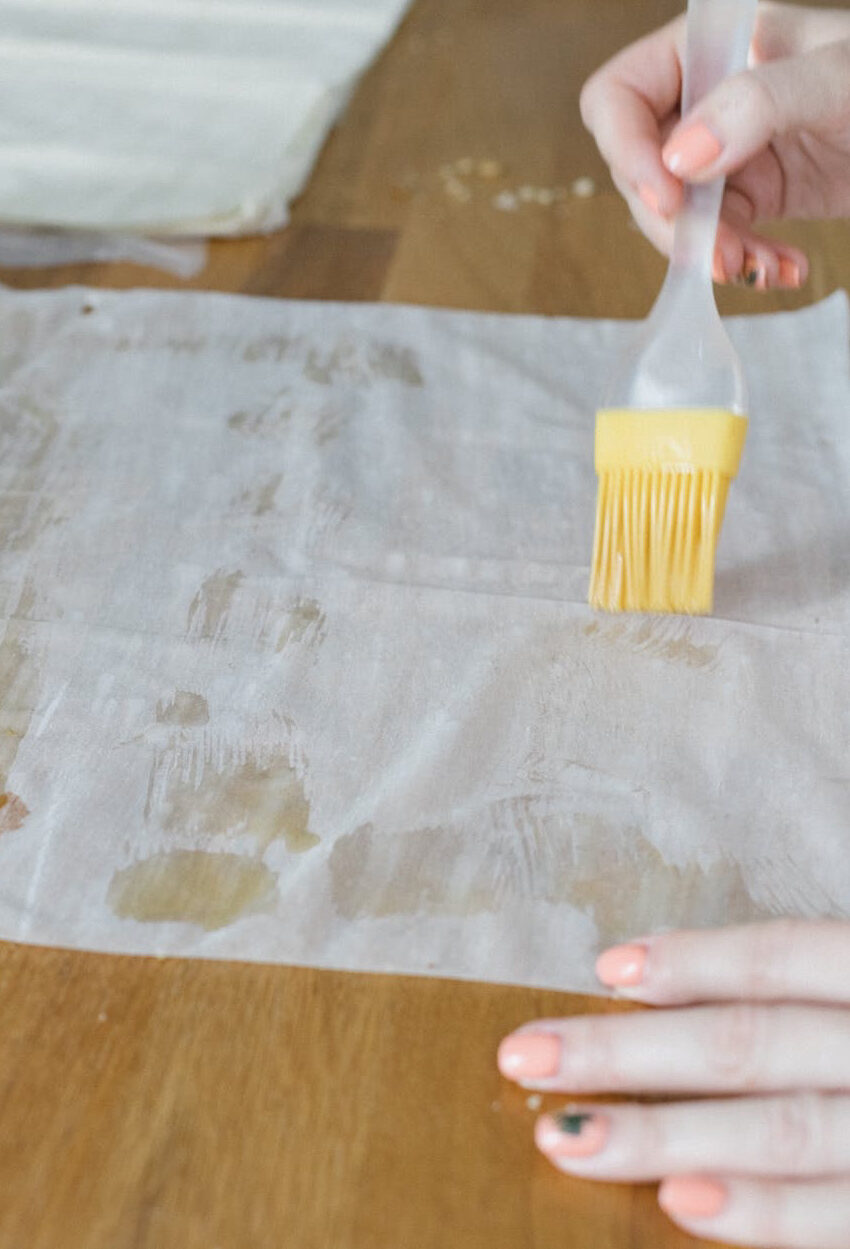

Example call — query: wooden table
[1,2,848,1246]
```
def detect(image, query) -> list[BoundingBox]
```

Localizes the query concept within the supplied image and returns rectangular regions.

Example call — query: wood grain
[0,1,847,1246]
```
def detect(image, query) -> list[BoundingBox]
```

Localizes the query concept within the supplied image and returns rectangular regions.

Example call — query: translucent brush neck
[612,0,758,414]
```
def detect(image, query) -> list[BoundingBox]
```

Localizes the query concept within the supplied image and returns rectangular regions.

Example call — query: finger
[770,239,809,288]
[610,167,675,256]
[659,1174,850,1249]
[713,188,781,287]
[580,18,684,216]
[498,1003,850,1094]
[713,219,808,288]
[661,42,850,189]
[584,83,683,216]
[616,166,741,282]
[594,922,850,1005]
[720,224,780,290]
[754,2,850,65]
[714,206,748,282]
[723,141,785,222]
[535,1093,850,1183]
[617,171,806,289]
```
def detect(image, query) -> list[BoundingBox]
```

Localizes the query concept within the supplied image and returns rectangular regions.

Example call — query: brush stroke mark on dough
[276,599,326,652]
[186,569,243,642]
[148,749,319,856]
[566,823,772,947]
[236,473,282,517]
[156,691,210,727]
[0,626,40,792]
[0,397,57,477]
[242,334,292,364]
[228,399,292,436]
[314,409,343,446]
[108,850,278,931]
[0,494,60,554]
[584,618,718,669]
[13,579,37,621]
[0,792,28,834]
[303,339,423,387]
[329,806,773,940]
[115,334,207,356]
[228,391,338,443]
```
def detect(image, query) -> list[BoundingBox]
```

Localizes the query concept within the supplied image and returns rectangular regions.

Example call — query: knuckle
[748,70,783,128]
[630,1101,667,1163]
[761,1093,828,1176]
[707,1002,767,1090]
[740,920,799,999]
[714,69,780,134]
[639,934,678,1001]
[820,42,850,100]
[567,1016,624,1089]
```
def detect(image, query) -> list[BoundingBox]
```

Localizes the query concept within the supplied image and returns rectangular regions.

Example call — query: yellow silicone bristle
[589,408,747,615]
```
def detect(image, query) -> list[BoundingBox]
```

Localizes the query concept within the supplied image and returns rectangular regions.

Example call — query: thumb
[661,40,850,181]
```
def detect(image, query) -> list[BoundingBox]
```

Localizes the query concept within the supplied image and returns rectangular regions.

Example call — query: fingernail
[638,182,662,215]
[737,254,765,289]
[659,1176,728,1219]
[662,123,723,177]
[595,943,646,988]
[498,1032,561,1080]
[712,251,726,284]
[536,1108,610,1159]
[779,257,801,288]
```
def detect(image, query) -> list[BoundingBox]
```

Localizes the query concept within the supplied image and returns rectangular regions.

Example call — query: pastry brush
[589,0,757,614]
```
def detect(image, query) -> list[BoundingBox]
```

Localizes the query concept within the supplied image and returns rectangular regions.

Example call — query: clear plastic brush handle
[616,0,758,414]
[672,0,758,280]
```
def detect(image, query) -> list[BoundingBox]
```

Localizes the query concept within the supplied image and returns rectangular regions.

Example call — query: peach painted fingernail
[536,1109,609,1159]
[659,1176,728,1219]
[662,123,723,176]
[638,183,662,215]
[498,1032,561,1080]
[595,943,646,987]
[712,251,726,284]
[779,257,801,288]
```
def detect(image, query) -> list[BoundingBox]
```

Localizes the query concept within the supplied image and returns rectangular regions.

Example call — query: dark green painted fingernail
[556,1111,594,1136]
[539,1108,609,1158]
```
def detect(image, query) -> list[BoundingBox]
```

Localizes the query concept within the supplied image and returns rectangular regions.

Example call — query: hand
[498,921,850,1248]
[579,2,850,290]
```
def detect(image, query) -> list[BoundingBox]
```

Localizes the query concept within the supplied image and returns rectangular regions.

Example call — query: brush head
[589,408,747,615]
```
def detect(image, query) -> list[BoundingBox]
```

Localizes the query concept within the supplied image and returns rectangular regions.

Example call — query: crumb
[526,1093,543,1111]
[454,156,474,176]
[490,1100,502,1112]
[518,185,537,203]
[492,191,519,212]
[476,158,503,179]
[97,1011,108,1023]
[535,188,555,206]
[444,176,472,203]
[571,176,596,198]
